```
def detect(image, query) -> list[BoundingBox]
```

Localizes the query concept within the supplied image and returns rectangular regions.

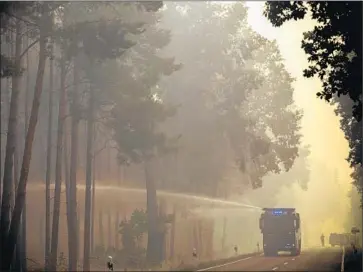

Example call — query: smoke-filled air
[0,1,361,272]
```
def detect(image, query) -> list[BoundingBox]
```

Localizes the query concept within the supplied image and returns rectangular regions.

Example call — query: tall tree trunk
[114,211,119,250]
[40,215,44,257]
[169,205,176,262]
[48,55,66,271]
[0,19,21,257]
[117,165,121,186]
[145,161,159,265]
[69,57,80,271]
[0,32,13,206]
[99,209,104,249]
[83,82,95,271]
[107,211,111,250]
[13,137,21,272]
[106,147,112,180]
[63,108,72,267]
[90,137,96,254]
[197,221,203,259]
[44,39,54,269]
[21,27,31,272]
[221,216,227,252]
[193,221,199,255]
[1,22,48,270]
[76,204,81,270]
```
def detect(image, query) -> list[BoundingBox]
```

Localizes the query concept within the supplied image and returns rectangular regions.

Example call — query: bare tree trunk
[90,136,96,254]
[76,204,81,270]
[197,221,203,259]
[69,57,80,271]
[44,40,54,270]
[62,90,73,271]
[0,19,21,257]
[40,216,44,257]
[169,205,176,262]
[13,135,21,272]
[1,23,48,270]
[63,109,72,265]
[21,27,31,272]
[107,211,111,250]
[145,161,159,265]
[99,209,104,250]
[48,55,66,271]
[221,217,227,252]
[193,221,199,255]
[117,165,121,186]
[0,31,13,207]
[83,82,95,271]
[114,211,119,250]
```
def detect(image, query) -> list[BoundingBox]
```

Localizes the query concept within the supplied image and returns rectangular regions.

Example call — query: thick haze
[244,2,356,246]
[1,1,360,269]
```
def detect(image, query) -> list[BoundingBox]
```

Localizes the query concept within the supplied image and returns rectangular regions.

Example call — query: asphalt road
[197,247,361,272]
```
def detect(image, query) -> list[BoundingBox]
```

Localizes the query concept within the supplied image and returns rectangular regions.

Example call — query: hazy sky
[246,2,353,245]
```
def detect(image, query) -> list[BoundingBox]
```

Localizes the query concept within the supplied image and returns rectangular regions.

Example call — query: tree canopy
[157,2,302,195]
[263,1,362,197]
[264,1,362,122]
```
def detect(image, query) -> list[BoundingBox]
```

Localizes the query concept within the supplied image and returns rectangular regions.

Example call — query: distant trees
[159,2,302,196]
[263,1,362,200]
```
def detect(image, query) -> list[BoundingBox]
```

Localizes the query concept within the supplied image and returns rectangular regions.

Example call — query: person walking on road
[320,233,325,247]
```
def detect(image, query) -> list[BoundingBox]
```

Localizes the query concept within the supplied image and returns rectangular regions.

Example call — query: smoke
[274,164,352,248]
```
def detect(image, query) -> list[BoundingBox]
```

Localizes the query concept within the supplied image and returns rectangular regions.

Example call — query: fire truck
[259,208,301,257]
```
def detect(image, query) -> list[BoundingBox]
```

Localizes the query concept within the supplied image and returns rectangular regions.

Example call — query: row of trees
[1,2,307,270]
[263,1,362,203]
[0,2,181,270]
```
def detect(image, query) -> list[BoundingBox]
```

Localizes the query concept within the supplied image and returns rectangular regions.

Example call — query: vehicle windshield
[263,214,296,232]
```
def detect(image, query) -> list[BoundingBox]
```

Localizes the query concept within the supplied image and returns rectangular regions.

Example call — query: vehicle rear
[263,232,298,253]
[260,208,301,257]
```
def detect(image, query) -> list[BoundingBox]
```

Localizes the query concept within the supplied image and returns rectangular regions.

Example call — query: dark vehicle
[259,208,301,257]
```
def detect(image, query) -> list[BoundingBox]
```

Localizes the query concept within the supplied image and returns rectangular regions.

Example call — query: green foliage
[264,2,361,121]
[101,19,181,165]
[159,2,301,192]
[119,209,171,250]
[263,1,362,193]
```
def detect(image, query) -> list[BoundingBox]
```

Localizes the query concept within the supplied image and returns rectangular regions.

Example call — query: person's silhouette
[320,234,325,247]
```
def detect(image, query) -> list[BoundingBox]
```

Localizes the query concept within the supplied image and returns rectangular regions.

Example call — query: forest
[0,1,361,271]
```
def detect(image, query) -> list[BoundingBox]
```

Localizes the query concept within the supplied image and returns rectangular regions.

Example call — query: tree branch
[4,11,37,27]
[19,37,39,60]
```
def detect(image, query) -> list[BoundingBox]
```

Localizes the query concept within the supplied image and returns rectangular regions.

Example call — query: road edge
[177,252,260,271]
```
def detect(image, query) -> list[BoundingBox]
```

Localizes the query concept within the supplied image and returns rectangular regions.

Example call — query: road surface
[197,247,362,272]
